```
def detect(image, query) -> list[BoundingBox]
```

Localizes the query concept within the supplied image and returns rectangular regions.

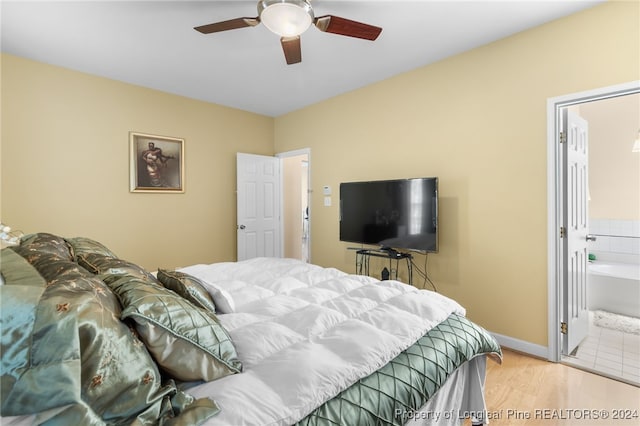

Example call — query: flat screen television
[339,177,438,252]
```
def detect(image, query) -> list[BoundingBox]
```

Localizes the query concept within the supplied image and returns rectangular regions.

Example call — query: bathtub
[588,260,640,318]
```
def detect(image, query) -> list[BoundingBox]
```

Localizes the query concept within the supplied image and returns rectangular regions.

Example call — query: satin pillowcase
[174,266,237,314]
[108,275,243,382]
[66,236,118,260]
[156,269,217,313]
[0,248,178,422]
[77,253,156,284]
[78,254,242,382]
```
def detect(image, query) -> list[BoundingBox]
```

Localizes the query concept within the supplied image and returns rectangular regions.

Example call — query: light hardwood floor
[480,348,640,426]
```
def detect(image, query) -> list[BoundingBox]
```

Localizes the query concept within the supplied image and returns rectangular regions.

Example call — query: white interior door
[236,153,281,261]
[562,109,590,355]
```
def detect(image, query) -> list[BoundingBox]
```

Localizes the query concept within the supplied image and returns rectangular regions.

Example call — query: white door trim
[546,80,640,362]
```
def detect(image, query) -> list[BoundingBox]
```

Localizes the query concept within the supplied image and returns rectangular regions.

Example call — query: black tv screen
[339,178,438,252]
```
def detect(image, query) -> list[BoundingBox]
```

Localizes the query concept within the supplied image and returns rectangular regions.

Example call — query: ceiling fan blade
[314,15,382,41]
[281,36,302,65]
[194,17,260,34]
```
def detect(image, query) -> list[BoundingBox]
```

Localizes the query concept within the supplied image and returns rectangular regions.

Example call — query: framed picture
[130,132,185,193]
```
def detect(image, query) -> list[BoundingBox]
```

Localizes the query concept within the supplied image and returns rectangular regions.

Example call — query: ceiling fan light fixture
[258,0,314,37]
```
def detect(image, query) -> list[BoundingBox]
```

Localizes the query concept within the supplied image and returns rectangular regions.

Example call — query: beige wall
[274,1,639,345]
[582,94,640,220]
[1,55,274,270]
[1,2,638,347]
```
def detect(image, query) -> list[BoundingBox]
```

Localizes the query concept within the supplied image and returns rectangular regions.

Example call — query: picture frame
[130,132,185,193]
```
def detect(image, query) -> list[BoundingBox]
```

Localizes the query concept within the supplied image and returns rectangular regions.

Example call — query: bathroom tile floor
[563,316,640,387]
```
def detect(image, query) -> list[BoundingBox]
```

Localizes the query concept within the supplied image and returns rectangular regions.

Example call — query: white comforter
[179,258,465,426]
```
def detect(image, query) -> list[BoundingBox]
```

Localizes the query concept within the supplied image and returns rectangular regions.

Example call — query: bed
[1,233,501,426]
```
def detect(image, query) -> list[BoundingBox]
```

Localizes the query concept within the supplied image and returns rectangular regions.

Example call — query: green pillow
[0,247,46,288]
[66,236,118,260]
[0,249,182,423]
[107,274,243,382]
[157,269,217,313]
[77,252,156,284]
[12,233,72,261]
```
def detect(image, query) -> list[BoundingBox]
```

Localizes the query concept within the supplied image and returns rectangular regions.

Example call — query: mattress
[178,257,501,425]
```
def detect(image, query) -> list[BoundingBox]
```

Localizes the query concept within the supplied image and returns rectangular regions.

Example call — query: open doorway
[547,82,640,386]
[277,149,311,262]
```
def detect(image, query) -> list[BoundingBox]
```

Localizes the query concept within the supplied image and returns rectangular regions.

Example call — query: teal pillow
[107,274,242,382]
[157,269,217,313]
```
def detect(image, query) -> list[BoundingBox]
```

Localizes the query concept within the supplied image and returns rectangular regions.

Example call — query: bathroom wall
[589,219,640,263]
[583,94,640,263]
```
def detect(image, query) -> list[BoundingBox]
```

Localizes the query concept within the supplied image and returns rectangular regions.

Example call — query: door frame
[546,80,640,362]
[276,148,311,262]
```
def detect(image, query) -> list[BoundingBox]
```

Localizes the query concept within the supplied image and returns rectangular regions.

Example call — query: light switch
[324,196,332,207]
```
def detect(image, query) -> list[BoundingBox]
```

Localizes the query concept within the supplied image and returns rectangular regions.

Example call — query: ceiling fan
[194,0,382,65]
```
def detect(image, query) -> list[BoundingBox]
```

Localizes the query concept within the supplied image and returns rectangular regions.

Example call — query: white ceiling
[1,0,604,117]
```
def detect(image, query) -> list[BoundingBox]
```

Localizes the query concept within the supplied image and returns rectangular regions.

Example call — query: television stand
[355,249,413,285]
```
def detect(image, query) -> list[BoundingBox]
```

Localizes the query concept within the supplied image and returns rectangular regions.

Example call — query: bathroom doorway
[547,82,640,386]
[278,149,311,263]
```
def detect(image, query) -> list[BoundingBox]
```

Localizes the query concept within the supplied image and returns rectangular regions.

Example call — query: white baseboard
[490,332,549,359]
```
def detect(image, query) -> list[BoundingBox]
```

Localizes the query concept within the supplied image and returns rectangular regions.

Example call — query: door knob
[238,225,246,230]
[586,234,597,241]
